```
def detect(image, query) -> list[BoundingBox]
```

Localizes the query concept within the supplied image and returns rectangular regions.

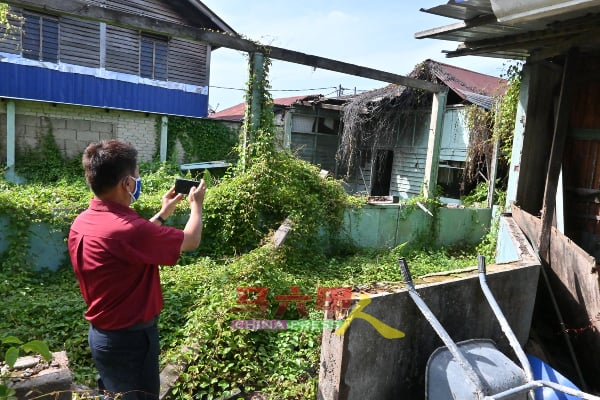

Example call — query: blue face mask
[128,176,142,204]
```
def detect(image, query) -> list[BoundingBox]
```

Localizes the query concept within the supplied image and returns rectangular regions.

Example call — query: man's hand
[159,186,185,219]
[187,179,207,210]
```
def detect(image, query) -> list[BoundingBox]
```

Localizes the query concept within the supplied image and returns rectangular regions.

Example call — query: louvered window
[22,11,58,62]
[140,33,168,80]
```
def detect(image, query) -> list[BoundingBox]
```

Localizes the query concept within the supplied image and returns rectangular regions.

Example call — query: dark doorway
[371,150,393,196]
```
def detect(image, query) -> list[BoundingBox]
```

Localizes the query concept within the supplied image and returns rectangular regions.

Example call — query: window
[140,33,168,80]
[22,11,58,62]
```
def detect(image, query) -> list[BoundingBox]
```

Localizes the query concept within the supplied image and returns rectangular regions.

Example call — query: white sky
[202,1,510,112]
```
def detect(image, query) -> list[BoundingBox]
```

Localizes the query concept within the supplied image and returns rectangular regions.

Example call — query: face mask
[128,176,142,204]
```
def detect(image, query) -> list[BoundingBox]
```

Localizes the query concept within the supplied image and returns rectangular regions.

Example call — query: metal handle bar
[399,257,489,397]
[484,380,600,400]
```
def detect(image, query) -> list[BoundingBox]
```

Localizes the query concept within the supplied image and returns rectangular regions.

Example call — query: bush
[202,151,352,256]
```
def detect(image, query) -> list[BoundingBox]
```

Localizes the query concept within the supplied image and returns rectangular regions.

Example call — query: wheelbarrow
[398,256,600,400]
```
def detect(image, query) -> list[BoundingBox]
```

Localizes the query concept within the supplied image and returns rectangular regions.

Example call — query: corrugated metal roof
[208,95,320,121]
[431,60,506,98]
[416,0,600,59]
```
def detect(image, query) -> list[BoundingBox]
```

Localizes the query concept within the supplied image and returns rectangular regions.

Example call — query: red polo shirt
[68,198,184,330]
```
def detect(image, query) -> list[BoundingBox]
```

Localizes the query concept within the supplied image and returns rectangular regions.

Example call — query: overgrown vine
[337,60,435,178]
[462,61,523,205]
[238,48,276,169]
[160,116,238,165]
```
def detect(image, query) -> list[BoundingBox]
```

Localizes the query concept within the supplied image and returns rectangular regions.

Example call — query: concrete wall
[0,100,160,162]
[319,217,540,399]
[0,204,491,272]
[341,204,492,249]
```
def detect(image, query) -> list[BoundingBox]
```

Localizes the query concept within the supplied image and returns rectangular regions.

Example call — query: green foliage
[495,62,523,162]
[0,2,21,45]
[163,242,478,399]
[15,131,84,183]
[202,151,350,256]
[1,336,52,368]
[1,154,482,399]
[0,3,9,25]
[238,51,276,168]
[0,334,52,399]
[164,117,238,165]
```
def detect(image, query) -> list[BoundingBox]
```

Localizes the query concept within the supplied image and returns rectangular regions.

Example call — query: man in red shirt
[68,140,205,399]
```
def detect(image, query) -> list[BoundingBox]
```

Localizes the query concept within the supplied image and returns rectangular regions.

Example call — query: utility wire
[210,85,338,92]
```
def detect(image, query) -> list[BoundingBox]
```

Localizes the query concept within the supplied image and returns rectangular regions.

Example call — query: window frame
[139,32,168,81]
[22,10,59,63]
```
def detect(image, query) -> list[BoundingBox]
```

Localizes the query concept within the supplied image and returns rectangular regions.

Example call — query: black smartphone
[174,178,200,194]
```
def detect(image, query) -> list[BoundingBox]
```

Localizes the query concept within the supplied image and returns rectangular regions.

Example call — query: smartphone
[174,178,200,194]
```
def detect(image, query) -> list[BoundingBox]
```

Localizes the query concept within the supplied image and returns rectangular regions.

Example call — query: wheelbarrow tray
[426,338,528,400]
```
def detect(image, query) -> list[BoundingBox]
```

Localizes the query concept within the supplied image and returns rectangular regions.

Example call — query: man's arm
[180,179,206,251]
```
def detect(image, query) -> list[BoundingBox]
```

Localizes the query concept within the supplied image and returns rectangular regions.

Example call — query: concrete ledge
[8,351,72,399]
[318,261,540,399]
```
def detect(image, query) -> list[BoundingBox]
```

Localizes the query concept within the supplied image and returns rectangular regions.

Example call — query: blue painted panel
[0,62,208,117]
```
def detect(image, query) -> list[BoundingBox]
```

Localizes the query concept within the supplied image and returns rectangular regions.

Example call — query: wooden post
[423,90,447,198]
[283,109,292,150]
[538,48,578,262]
[487,135,500,208]
[240,52,264,168]
[249,52,264,133]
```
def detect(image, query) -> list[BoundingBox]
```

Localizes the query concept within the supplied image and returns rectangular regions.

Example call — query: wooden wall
[562,55,600,260]
[516,62,562,215]
[0,2,210,86]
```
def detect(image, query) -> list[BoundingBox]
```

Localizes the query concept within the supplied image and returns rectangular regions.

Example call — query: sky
[202,1,510,112]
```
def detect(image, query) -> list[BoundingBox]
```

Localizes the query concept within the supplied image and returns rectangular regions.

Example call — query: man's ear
[121,176,131,191]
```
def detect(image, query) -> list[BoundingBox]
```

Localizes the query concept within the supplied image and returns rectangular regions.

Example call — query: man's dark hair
[83,140,138,195]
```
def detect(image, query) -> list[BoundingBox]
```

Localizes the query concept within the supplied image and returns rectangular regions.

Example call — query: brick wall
[0,100,159,163]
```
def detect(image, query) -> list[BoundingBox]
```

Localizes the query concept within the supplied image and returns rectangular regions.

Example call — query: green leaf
[5,346,19,368]
[0,384,16,398]
[21,340,52,361]
[1,336,23,345]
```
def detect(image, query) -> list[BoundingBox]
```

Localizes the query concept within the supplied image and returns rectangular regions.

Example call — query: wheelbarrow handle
[478,254,486,274]
[398,257,414,288]
[478,255,534,387]
[398,257,489,396]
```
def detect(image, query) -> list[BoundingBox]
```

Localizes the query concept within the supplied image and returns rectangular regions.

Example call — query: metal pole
[160,115,168,162]
[5,100,16,182]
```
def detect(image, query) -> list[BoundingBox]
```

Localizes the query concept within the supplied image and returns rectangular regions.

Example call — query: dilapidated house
[210,94,346,174]
[0,0,235,170]
[211,60,506,202]
[337,59,506,201]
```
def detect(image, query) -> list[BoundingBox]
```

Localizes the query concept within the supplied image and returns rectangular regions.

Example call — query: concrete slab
[318,261,540,399]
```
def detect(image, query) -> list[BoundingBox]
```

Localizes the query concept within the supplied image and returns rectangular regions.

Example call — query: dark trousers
[88,321,160,400]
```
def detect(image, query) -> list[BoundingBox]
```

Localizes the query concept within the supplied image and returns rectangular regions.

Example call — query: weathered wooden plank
[4,0,445,93]
[167,39,208,85]
[539,49,579,260]
[512,206,600,382]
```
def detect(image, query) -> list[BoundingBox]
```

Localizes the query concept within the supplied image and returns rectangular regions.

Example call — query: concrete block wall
[341,205,492,249]
[0,100,159,162]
